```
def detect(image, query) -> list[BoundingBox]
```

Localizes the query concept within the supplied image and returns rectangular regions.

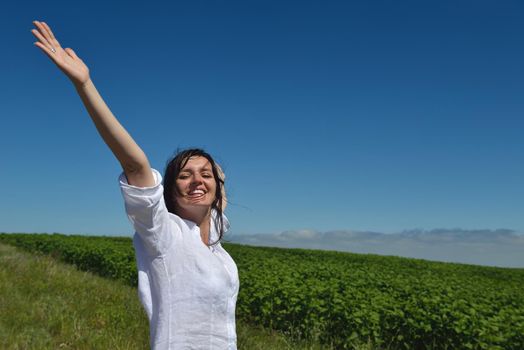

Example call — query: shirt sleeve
[119,168,178,256]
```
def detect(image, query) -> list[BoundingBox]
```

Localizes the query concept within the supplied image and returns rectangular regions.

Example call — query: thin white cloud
[227,229,524,268]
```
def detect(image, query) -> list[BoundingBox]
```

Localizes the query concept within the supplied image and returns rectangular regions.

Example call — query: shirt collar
[179,209,230,237]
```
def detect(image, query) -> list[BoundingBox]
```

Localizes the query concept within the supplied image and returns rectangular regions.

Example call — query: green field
[0,242,327,350]
[1,233,523,349]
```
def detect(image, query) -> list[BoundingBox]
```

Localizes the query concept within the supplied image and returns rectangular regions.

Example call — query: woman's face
[174,156,217,211]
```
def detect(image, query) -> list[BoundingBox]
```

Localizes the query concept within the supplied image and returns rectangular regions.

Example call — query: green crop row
[1,233,523,349]
[0,233,137,285]
[226,244,524,349]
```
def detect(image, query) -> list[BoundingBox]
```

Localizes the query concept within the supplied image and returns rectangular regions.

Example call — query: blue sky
[1,1,523,253]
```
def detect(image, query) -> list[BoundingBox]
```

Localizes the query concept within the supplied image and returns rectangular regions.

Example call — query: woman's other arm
[31,20,154,188]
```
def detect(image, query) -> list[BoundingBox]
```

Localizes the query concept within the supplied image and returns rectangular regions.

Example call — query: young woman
[31,20,240,350]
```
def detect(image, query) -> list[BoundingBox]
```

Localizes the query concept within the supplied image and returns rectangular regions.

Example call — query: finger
[33,21,51,43]
[65,48,78,60]
[38,21,52,39]
[41,22,62,47]
[41,22,56,41]
[32,22,55,51]
[34,41,57,60]
[31,28,55,52]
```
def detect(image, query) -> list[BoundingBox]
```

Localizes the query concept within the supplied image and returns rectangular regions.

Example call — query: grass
[0,243,332,349]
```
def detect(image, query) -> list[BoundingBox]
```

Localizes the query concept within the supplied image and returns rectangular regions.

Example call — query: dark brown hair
[163,148,225,245]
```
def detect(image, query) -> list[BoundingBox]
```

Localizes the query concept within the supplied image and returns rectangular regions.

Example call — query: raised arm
[31,20,154,188]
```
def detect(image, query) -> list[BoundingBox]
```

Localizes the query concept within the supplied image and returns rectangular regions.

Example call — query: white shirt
[119,168,240,350]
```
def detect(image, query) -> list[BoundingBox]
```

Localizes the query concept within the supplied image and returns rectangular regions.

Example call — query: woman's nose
[192,174,203,184]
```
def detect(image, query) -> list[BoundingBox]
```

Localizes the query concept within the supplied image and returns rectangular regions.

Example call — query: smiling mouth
[187,189,206,198]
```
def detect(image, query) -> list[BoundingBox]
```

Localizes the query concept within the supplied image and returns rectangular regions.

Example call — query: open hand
[31,20,90,87]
